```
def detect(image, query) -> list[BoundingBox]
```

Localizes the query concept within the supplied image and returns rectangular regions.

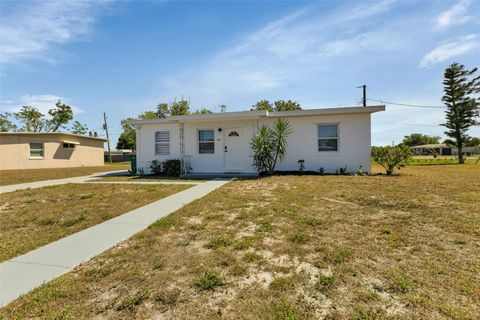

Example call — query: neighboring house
[130,105,385,175]
[411,143,480,156]
[104,149,134,162]
[0,132,108,170]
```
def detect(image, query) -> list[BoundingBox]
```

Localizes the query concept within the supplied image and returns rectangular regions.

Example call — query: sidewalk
[0,179,230,307]
[0,170,127,193]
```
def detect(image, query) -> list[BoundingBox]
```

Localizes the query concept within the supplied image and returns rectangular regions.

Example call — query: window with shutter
[155,131,170,155]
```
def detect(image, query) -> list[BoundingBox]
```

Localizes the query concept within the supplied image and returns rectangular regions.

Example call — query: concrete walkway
[84,180,201,185]
[0,179,230,307]
[0,170,127,194]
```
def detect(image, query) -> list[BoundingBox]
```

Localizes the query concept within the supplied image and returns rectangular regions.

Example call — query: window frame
[63,143,76,149]
[197,129,215,155]
[154,131,171,156]
[29,142,45,159]
[317,124,340,153]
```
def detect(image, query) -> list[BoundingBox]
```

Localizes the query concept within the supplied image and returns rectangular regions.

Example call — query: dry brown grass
[0,183,189,262]
[1,164,479,319]
[89,175,205,183]
[0,163,129,186]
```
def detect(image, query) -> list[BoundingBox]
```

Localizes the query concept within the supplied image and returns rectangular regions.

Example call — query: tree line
[0,100,91,135]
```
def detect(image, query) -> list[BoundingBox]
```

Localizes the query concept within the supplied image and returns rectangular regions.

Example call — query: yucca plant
[250,119,292,174]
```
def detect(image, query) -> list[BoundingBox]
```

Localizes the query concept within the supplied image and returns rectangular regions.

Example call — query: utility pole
[357,84,367,106]
[103,112,112,163]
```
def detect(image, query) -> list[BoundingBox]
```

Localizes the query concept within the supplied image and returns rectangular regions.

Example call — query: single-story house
[130,105,385,175]
[410,143,480,156]
[0,132,108,170]
[104,149,134,163]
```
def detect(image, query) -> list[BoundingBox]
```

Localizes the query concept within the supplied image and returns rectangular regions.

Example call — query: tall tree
[70,121,88,135]
[117,109,165,150]
[192,108,213,114]
[401,133,441,146]
[157,103,170,118]
[14,106,46,132]
[116,117,136,150]
[251,100,273,112]
[138,111,160,119]
[170,98,190,115]
[48,100,73,132]
[274,100,302,111]
[0,112,17,132]
[441,63,480,164]
[219,104,227,112]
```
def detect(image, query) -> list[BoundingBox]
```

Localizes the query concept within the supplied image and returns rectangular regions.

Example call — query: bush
[149,160,162,175]
[162,159,181,177]
[371,145,411,175]
[250,118,292,174]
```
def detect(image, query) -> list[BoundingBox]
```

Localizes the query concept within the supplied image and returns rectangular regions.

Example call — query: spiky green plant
[250,119,292,174]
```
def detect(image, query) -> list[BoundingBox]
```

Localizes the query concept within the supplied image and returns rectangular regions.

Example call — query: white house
[130,105,385,175]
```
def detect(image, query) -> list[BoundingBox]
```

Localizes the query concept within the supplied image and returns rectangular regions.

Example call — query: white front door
[224,128,244,172]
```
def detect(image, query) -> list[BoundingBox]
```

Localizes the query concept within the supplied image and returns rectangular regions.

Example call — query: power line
[368,98,444,109]
[383,121,440,127]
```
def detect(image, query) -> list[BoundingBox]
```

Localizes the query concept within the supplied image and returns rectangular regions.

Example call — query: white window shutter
[155,131,170,155]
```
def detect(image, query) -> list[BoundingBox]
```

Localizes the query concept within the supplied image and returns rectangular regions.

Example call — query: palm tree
[250,119,292,174]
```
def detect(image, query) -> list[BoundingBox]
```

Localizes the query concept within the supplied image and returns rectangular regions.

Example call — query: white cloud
[0,0,109,65]
[4,95,84,115]
[158,0,398,106]
[433,0,471,31]
[419,34,478,68]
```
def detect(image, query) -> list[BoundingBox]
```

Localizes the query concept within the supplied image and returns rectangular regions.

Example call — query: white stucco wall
[260,113,372,173]
[136,122,181,173]
[136,112,373,174]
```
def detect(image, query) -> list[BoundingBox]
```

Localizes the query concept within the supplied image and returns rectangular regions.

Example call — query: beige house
[0,132,108,170]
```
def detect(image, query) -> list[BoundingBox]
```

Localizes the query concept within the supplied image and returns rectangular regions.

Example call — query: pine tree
[441,63,480,164]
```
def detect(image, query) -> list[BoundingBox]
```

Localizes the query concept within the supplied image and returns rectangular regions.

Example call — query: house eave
[128,105,385,126]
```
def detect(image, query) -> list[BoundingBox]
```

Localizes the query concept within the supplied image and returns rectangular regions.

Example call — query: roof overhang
[63,140,80,145]
[0,132,108,142]
[128,105,385,126]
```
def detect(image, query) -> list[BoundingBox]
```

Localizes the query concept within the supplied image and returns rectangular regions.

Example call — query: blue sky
[0,0,479,145]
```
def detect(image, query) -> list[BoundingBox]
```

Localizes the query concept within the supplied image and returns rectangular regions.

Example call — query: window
[318,124,338,152]
[228,131,239,137]
[198,129,215,154]
[155,131,170,155]
[29,142,44,158]
[63,143,76,149]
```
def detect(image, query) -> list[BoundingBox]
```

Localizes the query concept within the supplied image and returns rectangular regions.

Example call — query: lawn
[0,183,190,262]
[1,165,479,319]
[0,162,129,186]
[89,174,206,183]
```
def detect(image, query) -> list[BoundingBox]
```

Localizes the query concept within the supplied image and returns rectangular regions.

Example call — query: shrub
[162,159,181,177]
[371,145,411,175]
[195,269,223,290]
[149,160,162,175]
[250,118,292,174]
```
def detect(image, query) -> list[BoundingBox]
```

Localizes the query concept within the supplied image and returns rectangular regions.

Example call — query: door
[224,128,244,172]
